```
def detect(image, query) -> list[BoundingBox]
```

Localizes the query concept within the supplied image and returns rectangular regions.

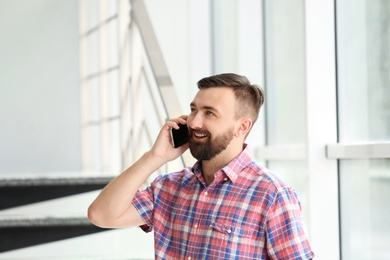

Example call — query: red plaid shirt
[132,145,314,259]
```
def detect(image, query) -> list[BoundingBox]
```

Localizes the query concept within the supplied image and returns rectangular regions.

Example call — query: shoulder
[235,145,291,193]
[242,161,300,206]
[150,167,195,190]
[245,161,290,192]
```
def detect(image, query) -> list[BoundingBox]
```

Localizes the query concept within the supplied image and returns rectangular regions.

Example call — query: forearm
[88,116,188,228]
[88,151,166,227]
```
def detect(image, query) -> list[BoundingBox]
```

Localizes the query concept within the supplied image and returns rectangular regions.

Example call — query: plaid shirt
[132,145,314,259]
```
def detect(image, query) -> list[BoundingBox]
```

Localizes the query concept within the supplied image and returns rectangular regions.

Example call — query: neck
[201,142,244,185]
[201,160,225,185]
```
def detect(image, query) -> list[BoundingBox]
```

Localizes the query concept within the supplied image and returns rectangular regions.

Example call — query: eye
[206,111,215,116]
[190,107,197,113]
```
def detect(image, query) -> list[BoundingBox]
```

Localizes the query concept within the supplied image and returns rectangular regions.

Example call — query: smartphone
[171,124,189,148]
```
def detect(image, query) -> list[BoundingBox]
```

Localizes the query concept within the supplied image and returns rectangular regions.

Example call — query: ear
[234,117,253,138]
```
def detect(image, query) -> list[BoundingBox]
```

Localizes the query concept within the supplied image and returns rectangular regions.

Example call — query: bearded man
[88,73,314,260]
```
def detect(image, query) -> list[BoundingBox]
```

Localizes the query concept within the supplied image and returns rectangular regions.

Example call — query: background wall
[0,0,81,174]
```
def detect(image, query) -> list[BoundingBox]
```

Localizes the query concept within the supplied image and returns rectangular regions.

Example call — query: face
[187,87,238,160]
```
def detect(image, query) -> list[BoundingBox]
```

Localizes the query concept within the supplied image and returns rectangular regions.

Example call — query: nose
[188,112,203,130]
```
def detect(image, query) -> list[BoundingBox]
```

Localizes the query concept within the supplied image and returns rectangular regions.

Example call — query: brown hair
[197,73,265,124]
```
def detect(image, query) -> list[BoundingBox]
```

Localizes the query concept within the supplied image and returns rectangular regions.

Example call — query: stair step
[0,215,92,228]
[0,174,114,252]
[0,216,108,252]
[0,175,113,210]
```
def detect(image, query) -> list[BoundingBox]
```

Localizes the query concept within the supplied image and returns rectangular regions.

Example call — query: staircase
[0,174,112,253]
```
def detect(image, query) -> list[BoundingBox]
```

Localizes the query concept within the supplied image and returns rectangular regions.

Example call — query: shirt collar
[221,143,253,183]
[191,143,253,184]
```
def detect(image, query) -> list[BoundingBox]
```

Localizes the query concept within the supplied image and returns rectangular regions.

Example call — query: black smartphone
[171,124,189,148]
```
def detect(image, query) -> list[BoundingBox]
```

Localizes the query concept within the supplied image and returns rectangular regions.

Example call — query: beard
[188,126,234,161]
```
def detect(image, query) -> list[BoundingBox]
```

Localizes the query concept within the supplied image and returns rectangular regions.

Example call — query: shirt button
[188,257,191,260]
[204,191,208,196]
[227,229,232,234]
[224,177,228,181]
[194,224,198,229]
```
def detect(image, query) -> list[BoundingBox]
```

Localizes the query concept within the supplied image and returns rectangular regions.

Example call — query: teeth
[195,133,206,137]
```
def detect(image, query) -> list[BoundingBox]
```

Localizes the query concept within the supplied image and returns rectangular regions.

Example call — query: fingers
[179,115,188,121]
[167,115,188,130]
[150,115,189,161]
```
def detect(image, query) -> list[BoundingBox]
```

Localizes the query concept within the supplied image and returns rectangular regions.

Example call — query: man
[88,73,314,259]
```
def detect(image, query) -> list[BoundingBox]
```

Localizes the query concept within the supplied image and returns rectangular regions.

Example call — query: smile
[194,133,207,138]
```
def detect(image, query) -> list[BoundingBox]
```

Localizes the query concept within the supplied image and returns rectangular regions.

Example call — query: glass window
[263,0,311,238]
[86,125,100,171]
[107,18,118,69]
[263,0,306,146]
[339,159,390,259]
[88,77,100,122]
[87,31,99,75]
[108,120,121,173]
[337,0,390,142]
[109,0,117,18]
[108,70,119,118]
[336,0,390,258]
[87,0,99,30]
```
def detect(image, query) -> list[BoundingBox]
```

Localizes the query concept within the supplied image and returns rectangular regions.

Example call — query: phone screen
[171,124,189,148]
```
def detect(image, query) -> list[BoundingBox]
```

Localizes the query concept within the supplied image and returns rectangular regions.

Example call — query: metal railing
[128,0,193,171]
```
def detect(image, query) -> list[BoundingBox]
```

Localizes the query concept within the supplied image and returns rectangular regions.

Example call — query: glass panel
[87,31,99,75]
[88,77,100,122]
[263,0,306,145]
[339,159,390,260]
[87,125,100,171]
[87,0,99,30]
[108,0,118,18]
[108,69,119,118]
[337,0,390,142]
[336,1,390,259]
[107,18,118,68]
[109,120,121,173]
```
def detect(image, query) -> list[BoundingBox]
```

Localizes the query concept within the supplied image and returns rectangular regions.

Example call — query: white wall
[0,0,81,174]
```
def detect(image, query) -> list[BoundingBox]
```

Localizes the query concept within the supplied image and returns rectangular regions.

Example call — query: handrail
[129,0,194,167]
[130,0,183,118]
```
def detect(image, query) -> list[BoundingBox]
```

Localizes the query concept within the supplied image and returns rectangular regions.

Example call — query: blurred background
[0,0,389,259]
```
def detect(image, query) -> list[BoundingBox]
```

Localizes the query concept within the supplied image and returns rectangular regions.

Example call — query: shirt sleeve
[132,176,163,233]
[265,188,315,259]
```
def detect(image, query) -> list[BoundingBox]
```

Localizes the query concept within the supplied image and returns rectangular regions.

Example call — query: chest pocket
[210,219,255,241]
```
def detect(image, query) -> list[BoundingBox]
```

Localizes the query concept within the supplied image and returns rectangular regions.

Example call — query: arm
[266,188,315,259]
[88,116,189,228]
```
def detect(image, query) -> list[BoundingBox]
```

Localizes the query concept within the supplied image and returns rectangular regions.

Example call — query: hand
[149,115,189,163]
